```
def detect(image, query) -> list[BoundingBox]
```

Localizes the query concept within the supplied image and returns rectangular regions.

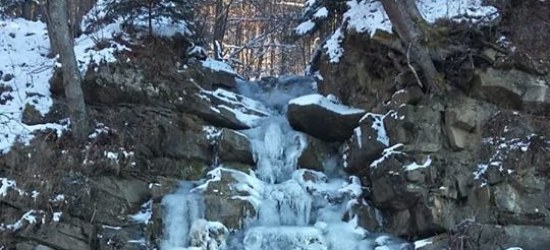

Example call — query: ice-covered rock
[243,226,327,250]
[188,219,228,250]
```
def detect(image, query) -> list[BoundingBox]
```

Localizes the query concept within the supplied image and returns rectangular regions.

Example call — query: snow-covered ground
[0,19,67,153]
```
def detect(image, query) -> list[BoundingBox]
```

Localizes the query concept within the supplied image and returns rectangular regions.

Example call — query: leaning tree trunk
[47,0,90,140]
[381,0,444,94]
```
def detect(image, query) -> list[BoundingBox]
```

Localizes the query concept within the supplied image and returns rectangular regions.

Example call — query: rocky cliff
[1,0,550,249]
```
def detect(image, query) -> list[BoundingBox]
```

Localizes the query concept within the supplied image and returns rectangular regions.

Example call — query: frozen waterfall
[160,76,413,250]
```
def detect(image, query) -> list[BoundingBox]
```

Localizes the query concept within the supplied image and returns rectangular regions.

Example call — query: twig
[406,42,424,89]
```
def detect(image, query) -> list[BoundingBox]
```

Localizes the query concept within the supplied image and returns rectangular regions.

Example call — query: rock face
[384,104,444,153]
[343,113,389,175]
[287,94,366,142]
[309,5,550,247]
[298,135,339,172]
[3,2,550,248]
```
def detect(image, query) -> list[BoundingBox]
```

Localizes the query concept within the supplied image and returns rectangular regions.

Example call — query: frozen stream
[160,77,413,250]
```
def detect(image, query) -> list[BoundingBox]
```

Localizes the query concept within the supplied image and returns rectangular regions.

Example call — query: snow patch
[130,200,153,224]
[52,212,62,222]
[296,20,316,35]
[360,112,392,146]
[289,94,365,115]
[314,7,329,18]
[0,210,44,231]
[323,27,345,63]
[345,0,392,36]
[403,156,432,171]
[370,144,404,168]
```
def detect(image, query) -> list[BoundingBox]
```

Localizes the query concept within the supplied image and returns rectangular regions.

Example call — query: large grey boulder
[287,94,366,142]
[298,135,338,172]
[218,128,254,165]
[384,104,443,153]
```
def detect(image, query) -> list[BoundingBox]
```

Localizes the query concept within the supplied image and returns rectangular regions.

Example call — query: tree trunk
[47,0,90,140]
[380,0,444,94]
[148,1,153,36]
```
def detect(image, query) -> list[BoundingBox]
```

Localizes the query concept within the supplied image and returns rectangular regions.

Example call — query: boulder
[443,96,492,151]
[218,128,254,165]
[298,135,338,172]
[287,94,366,142]
[162,128,210,161]
[188,60,237,90]
[472,68,550,115]
[384,104,443,153]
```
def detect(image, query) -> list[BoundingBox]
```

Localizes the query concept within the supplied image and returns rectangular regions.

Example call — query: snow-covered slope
[297,0,499,63]
[0,11,127,153]
[0,19,65,153]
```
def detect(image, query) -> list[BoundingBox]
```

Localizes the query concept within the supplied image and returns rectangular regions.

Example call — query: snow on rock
[0,178,26,197]
[289,94,364,115]
[403,156,432,171]
[201,58,236,75]
[417,0,498,24]
[198,88,272,128]
[345,0,497,37]
[414,238,433,248]
[73,24,129,73]
[52,212,62,222]
[370,144,404,168]
[360,112,392,146]
[0,210,44,231]
[320,0,498,63]
[474,135,539,186]
[345,0,392,37]
[0,1,134,153]
[323,27,345,63]
[130,199,153,224]
[203,125,222,144]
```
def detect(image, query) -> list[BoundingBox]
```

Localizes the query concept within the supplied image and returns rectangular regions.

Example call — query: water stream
[160,77,412,250]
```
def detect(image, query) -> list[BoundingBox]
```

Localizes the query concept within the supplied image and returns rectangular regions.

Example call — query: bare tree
[380,0,444,94]
[46,0,90,139]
